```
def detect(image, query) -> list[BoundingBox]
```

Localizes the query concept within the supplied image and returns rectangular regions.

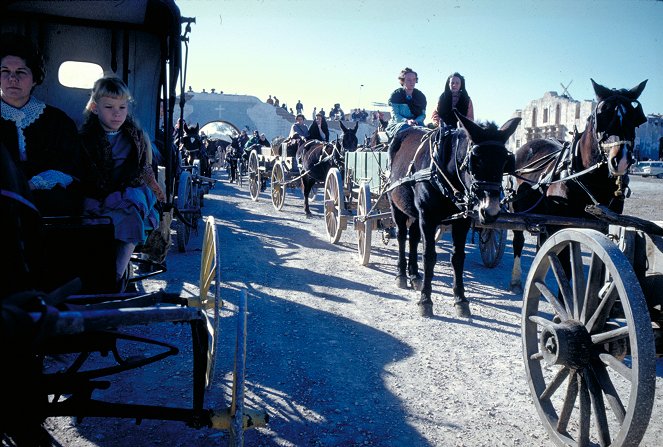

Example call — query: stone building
[635,114,663,161]
[507,91,594,152]
[507,91,663,161]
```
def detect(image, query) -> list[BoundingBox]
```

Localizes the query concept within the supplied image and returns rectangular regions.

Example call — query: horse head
[589,78,647,176]
[339,121,359,152]
[455,111,521,224]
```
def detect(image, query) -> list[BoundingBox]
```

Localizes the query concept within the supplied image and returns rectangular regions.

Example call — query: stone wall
[181,91,377,143]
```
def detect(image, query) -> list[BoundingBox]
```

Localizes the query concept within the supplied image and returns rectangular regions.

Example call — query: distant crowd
[265,95,373,124]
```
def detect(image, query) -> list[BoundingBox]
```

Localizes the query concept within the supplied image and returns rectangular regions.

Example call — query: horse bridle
[591,95,641,158]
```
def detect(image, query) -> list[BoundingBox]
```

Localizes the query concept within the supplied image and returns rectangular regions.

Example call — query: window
[575,103,581,120]
[531,108,537,127]
[555,104,561,124]
[58,61,103,89]
[543,108,548,123]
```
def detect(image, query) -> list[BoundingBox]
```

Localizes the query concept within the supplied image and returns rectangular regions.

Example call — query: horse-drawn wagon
[1,1,266,444]
[247,137,301,209]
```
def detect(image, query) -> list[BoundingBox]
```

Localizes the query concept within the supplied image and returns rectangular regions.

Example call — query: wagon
[511,206,663,447]
[1,0,266,444]
[247,140,302,210]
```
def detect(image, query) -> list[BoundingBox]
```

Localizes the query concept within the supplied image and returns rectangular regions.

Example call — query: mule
[178,123,211,177]
[297,121,358,217]
[509,78,648,292]
[225,136,243,183]
[388,112,521,318]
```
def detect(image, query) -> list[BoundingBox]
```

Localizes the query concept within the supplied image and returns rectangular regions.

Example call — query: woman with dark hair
[0,32,83,216]
[308,112,329,142]
[431,72,474,128]
[385,67,427,138]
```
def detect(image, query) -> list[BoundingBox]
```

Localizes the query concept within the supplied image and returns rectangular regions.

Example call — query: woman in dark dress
[431,71,474,128]
[0,33,83,216]
[307,112,329,142]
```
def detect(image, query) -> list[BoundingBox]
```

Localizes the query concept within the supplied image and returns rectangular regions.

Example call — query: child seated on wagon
[79,76,165,288]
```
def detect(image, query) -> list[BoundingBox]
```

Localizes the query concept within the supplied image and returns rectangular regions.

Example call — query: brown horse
[297,121,358,216]
[388,112,521,318]
[509,78,648,292]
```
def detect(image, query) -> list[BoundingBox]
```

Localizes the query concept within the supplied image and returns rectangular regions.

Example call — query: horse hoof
[395,275,409,289]
[454,300,472,318]
[409,274,423,291]
[417,301,434,318]
[510,283,523,295]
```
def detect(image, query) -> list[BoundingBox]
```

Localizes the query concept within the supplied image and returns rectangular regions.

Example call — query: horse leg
[450,220,472,318]
[416,218,436,317]
[392,206,410,289]
[510,229,525,294]
[407,219,422,290]
[301,177,312,217]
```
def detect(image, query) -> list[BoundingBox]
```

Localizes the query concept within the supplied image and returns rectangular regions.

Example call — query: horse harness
[509,116,631,212]
[386,127,498,215]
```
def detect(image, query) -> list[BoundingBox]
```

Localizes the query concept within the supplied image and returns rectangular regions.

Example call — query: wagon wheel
[478,227,506,268]
[324,168,344,244]
[175,170,194,252]
[196,216,221,389]
[357,182,373,266]
[248,150,260,201]
[229,290,248,446]
[522,228,656,447]
[271,161,286,211]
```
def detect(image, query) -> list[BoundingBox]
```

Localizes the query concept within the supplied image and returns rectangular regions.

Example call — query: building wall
[635,114,663,160]
[507,92,663,161]
[507,91,595,152]
[180,91,377,143]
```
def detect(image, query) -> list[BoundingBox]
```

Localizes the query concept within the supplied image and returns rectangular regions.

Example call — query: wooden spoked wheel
[248,150,260,201]
[357,182,373,266]
[271,161,286,211]
[175,170,193,253]
[478,228,506,268]
[229,290,248,447]
[522,228,655,447]
[197,216,220,389]
[324,168,344,244]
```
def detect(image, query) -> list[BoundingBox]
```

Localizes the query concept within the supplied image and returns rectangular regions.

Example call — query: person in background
[296,99,303,115]
[244,129,261,149]
[238,129,249,148]
[258,132,270,147]
[289,114,309,138]
[431,71,474,128]
[266,94,274,105]
[308,112,329,142]
[274,96,280,107]
[311,107,317,120]
[78,76,165,289]
[0,32,83,216]
[385,67,426,138]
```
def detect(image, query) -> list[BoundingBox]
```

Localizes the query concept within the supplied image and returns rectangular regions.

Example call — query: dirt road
[44,173,663,446]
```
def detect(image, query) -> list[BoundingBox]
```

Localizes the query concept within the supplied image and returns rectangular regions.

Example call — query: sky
[174,0,662,125]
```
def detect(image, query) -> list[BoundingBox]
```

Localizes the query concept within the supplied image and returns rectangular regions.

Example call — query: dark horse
[388,112,521,318]
[225,136,243,183]
[178,123,211,177]
[509,78,648,292]
[297,121,359,216]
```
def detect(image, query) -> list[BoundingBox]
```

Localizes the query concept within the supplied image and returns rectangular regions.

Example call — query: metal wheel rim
[198,216,220,389]
[522,228,655,447]
[324,168,343,244]
[479,228,506,268]
[176,171,193,252]
[248,151,259,201]
[357,182,372,266]
[271,162,285,211]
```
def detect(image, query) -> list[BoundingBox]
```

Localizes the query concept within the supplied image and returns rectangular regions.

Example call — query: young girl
[79,76,165,288]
